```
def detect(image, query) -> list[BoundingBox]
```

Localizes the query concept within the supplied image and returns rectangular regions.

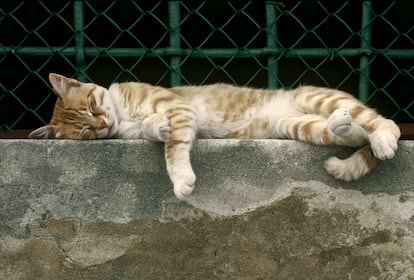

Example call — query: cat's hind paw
[328,108,353,137]
[369,131,399,160]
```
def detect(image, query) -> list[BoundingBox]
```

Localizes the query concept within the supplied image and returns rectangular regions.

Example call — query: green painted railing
[0,1,413,136]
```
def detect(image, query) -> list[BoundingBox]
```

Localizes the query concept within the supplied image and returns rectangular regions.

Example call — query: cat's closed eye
[87,102,107,118]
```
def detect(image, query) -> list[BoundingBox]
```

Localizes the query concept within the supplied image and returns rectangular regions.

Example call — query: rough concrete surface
[0,139,413,279]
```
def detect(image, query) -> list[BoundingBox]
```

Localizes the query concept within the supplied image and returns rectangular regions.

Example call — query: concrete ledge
[1,139,414,279]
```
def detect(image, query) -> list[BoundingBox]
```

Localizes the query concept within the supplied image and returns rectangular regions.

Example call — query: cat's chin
[105,121,119,138]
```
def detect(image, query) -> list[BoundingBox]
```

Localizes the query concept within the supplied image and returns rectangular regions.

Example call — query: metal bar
[358,1,373,103]
[168,1,181,87]
[73,1,87,82]
[5,47,414,58]
[265,1,279,89]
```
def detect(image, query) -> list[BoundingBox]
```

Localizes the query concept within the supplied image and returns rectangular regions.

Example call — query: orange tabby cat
[29,73,400,199]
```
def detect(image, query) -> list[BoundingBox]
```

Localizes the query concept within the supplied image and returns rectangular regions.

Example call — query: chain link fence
[1,1,413,138]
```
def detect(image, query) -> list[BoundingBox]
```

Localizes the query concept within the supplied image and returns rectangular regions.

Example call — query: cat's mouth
[105,117,119,138]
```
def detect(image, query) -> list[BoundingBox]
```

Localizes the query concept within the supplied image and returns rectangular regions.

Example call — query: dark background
[0,1,413,137]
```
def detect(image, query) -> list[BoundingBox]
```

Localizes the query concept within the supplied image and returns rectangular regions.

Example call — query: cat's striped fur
[29,73,400,199]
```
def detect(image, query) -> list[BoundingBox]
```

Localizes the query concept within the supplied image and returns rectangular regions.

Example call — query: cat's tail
[323,145,378,181]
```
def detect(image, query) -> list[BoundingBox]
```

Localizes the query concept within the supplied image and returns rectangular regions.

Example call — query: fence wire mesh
[0,1,413,137]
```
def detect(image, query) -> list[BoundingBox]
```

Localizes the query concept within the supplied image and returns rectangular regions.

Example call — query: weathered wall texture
[0,139,413,279]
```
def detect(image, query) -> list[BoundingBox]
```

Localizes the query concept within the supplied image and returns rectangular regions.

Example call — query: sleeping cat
[29,73,401,199]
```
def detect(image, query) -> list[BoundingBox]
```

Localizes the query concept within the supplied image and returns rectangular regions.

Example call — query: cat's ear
[28,125,57,139]
[49,73,81,97]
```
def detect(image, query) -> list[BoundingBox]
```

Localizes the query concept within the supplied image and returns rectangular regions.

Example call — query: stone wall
[1,140,413,279]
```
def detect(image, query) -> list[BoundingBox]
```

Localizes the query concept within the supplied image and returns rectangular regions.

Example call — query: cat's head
[29,73,118,139]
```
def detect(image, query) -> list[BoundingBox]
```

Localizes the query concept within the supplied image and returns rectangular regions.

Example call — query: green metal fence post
[168,1,181,87]
[265,1,279,89]
[73,1,87,82]
[358,1,373,103]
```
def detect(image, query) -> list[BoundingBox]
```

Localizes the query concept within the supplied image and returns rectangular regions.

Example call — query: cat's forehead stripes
[61,84,106,110]
[88,87,106,106]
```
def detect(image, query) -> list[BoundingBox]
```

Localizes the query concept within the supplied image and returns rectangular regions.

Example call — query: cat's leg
[323,145,378,181]
[117,114,171,141]
[276,112,368,147]
[325,108,383,181]
[323,107,399,180]
[276,114,378,181]
[292,86,400,159]
[164,108,197,199]
[361,115,400,160]
[141,111,196,198]
[335,107,400,160]
[165,140,196,199]
[332,106,400,160]
[141,113,171,142]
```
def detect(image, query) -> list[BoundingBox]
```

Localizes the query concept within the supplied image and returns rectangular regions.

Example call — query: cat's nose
[97,119,107,129]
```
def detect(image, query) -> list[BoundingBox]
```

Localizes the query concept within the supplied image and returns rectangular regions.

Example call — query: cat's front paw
[173,172,196,200]
[158,117,171,142]
[328,108,352,137]
[142,114,172,142]
[370,131,399,160]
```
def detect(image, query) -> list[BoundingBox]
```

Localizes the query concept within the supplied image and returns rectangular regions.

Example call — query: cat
[29,73,401,199]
